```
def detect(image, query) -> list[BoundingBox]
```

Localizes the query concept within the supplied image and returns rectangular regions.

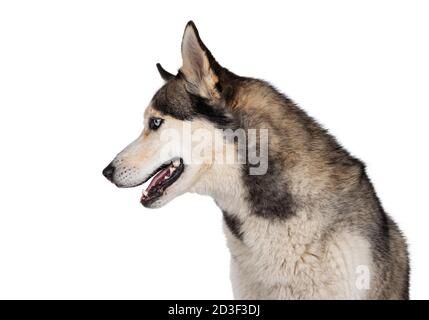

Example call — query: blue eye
[149,117,164,130]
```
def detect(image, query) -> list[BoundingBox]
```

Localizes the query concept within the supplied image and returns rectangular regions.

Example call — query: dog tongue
[146,166,171,191]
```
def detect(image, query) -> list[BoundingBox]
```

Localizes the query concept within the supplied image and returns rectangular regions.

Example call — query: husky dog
[103,21,409,299]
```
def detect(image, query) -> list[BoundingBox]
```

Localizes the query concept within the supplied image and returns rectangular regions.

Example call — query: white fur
[192,162,373,299]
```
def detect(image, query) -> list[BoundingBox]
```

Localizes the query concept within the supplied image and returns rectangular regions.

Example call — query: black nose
[102,163,115,182]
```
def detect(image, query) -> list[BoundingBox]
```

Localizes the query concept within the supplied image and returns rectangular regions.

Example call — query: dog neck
[192,78,365,224]
[190,161,249,217]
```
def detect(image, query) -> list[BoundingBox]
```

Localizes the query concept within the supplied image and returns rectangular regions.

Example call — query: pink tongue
[146,166,171,191]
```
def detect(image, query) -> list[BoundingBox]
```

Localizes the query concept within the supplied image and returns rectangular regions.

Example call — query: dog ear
[156,63,174,81]
[180,21,221,100]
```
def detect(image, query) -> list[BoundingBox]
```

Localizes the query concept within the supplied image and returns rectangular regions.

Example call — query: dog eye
[149,117,164,130]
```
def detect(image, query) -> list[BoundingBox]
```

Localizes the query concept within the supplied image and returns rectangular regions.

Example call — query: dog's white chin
[141,188,186,208]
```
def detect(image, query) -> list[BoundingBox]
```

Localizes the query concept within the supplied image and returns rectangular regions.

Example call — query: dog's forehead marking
[145,105,163,118]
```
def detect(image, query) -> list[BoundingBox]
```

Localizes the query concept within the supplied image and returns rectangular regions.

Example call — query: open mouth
[140,158,185,206]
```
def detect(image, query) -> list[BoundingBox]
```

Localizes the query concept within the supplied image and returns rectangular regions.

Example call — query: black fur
[156,63,175,81]
[242,157,296,220]
[188,94,235,127]
[151,80,194,121]
[151,79,236,128]
[222,210,243,240]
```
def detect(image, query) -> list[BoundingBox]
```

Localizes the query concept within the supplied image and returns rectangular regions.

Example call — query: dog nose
[102,163,115,182]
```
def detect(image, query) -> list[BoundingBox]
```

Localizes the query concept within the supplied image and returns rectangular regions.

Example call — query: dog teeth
[169,167,175,174]
[142,190,148,197]
[173,159,180,167]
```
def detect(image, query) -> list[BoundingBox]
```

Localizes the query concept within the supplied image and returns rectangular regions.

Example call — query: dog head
[103,21,239,208]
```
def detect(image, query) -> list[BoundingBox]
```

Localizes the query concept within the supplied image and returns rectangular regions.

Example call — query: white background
[0,0,428,299]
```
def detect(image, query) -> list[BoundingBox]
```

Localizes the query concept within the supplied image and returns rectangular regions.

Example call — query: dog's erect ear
[156,63,174,81]
[180,21,221,100]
